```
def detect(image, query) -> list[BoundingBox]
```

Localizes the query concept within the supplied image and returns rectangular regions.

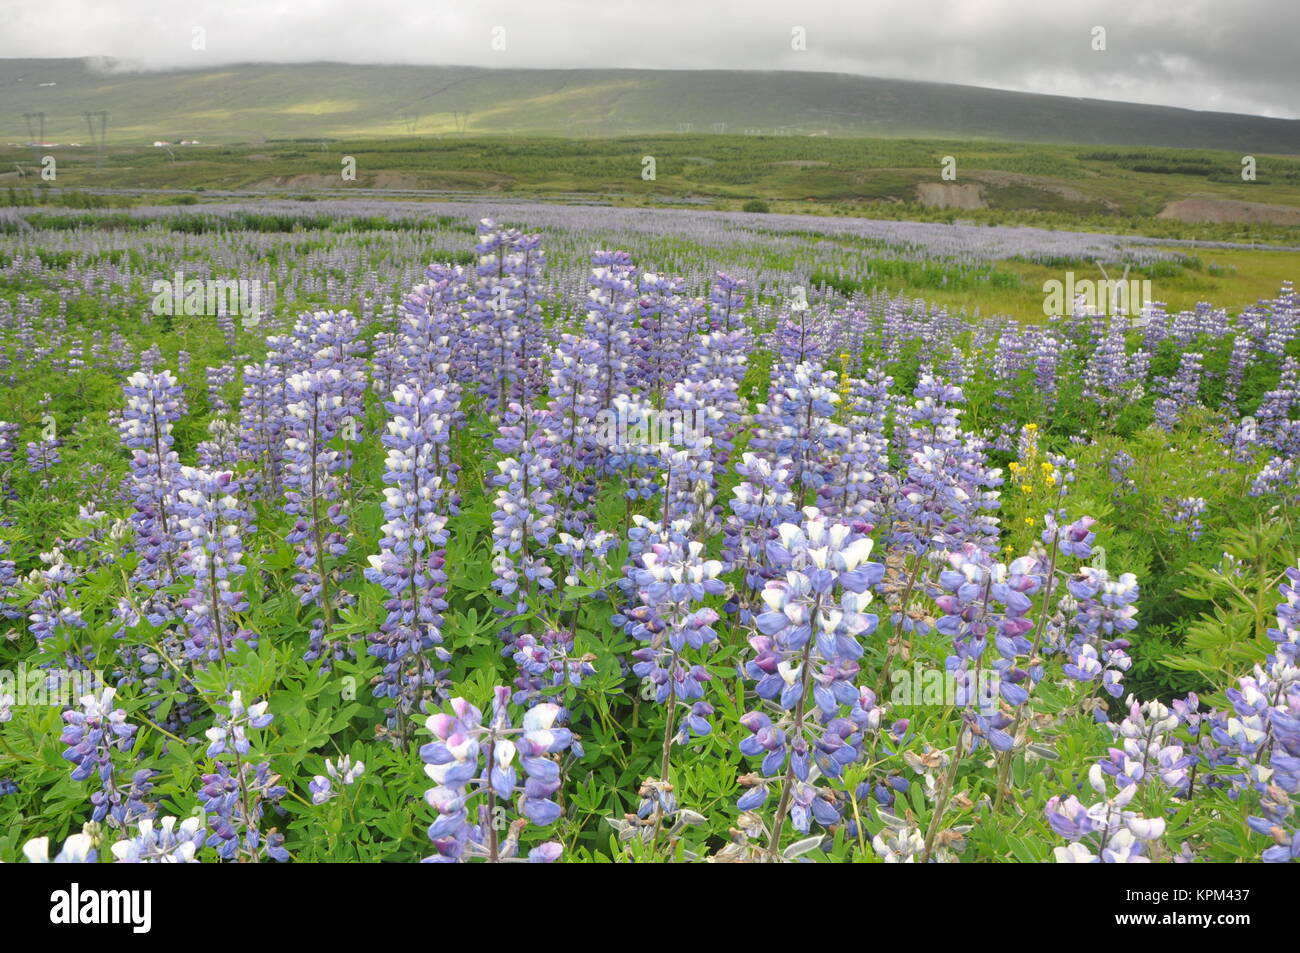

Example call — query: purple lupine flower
[749,361,844,502]
[173,466,254,664]
[420,688,573,862]
[206,363,236,415]
[309,776,333,805]
[1058,565,1138,706]
[1153,351,1204,432]
[120,369,187,590]
[635,271,691,396]
[238,360,287,502]
[1081,313,1148,418]
[511,627,596,707]
[889,375,1002,558]
[724,453,799,615]
[489,403,561,647]
[931,544,1042,722]
[624,539,726,741]
[1046,514,1096,559]
[1195,564,1300,861]
[469,221,547,410]
[1044,767,1167,863]
[26,434,61,486]
[1104,698,1194,794]
[27,555,87,646]
[365,382,458,743]
[111,815,206,863]
[583,250,639,412]
[708,271,747,333]
[545,333,605,533]
[283,368,350,634]
[684,329,750,471]
[60,687,139,823]
[660,434,721,540]
[199,689,286,862]
[1167,496,1207,541]
[741,512,885,850]
[396,272,466,508]
[204,690,273,757]
[200,761,288,862]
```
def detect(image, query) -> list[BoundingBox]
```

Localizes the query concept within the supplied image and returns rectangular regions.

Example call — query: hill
[2,59,1298,153]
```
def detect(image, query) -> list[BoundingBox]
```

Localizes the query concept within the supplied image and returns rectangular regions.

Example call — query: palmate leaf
[1161,607,1266,678]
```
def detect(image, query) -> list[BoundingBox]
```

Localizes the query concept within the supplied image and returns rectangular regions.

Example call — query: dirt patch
[916,182,986,210]
[1156,197,1300,225]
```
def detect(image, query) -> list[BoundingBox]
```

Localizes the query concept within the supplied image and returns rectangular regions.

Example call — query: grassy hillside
[2,59,1298,152]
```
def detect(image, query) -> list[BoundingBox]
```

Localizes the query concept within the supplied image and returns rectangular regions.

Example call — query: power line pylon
[22,112,45,161]
[83,111,109,168]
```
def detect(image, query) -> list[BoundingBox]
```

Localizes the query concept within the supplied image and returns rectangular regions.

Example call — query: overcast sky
[2,0,1296,119]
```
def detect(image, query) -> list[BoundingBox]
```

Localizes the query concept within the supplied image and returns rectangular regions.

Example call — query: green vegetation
[4,59,1297,151]
[5,134,1300,247]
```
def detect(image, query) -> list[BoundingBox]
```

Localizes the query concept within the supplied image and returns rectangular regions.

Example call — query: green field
[7,134,1300,248]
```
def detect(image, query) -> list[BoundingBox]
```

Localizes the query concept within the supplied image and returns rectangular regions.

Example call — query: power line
[83,111,109,168]
[21,112,45,161]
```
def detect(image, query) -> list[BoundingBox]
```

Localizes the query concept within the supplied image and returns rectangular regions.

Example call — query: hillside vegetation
[2,59,1298,152]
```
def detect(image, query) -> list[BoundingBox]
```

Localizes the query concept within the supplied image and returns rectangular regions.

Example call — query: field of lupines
[0,204,1297,864]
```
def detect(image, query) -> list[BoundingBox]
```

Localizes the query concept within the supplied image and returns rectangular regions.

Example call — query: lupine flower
[60,687,141,824]
[111,815,206,863]
[623,540,726,741]
[22,832,98,863]
[489,404,561,646]
[200,761,289,862]
[174,466,254,664]
[200,689,286,862]
[1045,772,1167,863]
[740,511,885,847]
[365,382,458,741]
[119,369,187,588]
[26,435,62,486]
[471,221,547,410]
[584,250,639,410]
[1167,496,1207,541]
[724,453,799,613]
[420,688,573,862]
[708,271,747,333]
[205,690,273,757]
[511,628,595,707]
[283,368,351,630]
[1196,565,1300,861]
[238,360,286,502]
[1153,351,1204,431]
